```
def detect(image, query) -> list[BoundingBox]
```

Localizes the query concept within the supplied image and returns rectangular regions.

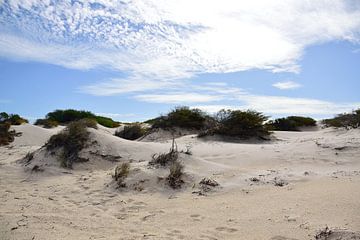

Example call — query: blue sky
[0,1,360,122]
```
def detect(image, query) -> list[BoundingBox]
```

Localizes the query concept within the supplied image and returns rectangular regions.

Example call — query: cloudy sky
[1,0,360,121]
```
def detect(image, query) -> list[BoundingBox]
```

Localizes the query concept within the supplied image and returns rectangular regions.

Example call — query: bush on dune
[323,109,360,129]
[0,122,16,146]
[268,116,316,131]
[34,119,59,128]
[41,109,119,128]
[45,119,97,168]
[151,106,207,130]
[115,123,148,140]
[0,112,28,125]
[200,109,271,139]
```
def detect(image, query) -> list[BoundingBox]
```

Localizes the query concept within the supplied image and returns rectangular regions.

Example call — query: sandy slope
[0,125,359,239]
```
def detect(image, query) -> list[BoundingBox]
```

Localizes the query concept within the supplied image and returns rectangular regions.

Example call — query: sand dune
[1,125,359,239]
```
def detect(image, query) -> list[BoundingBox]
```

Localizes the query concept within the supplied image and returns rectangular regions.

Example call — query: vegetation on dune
[199,109,271,139]
[151,106,208,130]
[38,109,120,128]
[34,118,59,128]
[150,138,179,166]
[45,119,97,168]
[115,123,148,140]
[113,162,130,188]
[268,116,316,131]
[322,109,360,129]
[167,161,184,189]
[0,112,28,125]
[0,122,16,146]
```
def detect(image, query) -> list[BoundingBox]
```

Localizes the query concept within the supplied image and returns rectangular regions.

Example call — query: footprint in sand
[190,214,204,221]
[215,226,238,233]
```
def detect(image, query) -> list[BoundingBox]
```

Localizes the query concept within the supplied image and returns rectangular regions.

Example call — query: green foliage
[34,119,59,128]
[43,109,119,128]
[95,116,120,128]
[46,119,95,168]
[113,162,130,188]
[152,106,207,130]
[323,109,360,129]
[0,112,28,125]
[0,122,15,146]
[269,116,316,131]
[115,123,147,140]
[209,109,270,139]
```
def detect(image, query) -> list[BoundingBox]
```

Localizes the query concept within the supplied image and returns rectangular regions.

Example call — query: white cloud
[134,93,223,104]
[96,112,136,119]
[1,0,360,83]
[273,81,302,90]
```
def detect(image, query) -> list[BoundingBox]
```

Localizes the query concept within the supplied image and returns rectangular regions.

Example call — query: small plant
[150,138,178,166]
[113,162,130,188]
[167,161,184,189]
[115,123,147,140]
[45,119,95,168]
[315,226,332,239]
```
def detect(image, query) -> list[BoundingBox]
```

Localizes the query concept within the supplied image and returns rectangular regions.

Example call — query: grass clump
[0,122,16,146]
[150,139,179,166]
[113,162,130,188]
[115,123,148,140]
[152,106,207,130]
[0,112,28,125]
[323,109,360,129]
[268,116,316,131]
[167,161,184,189]
[45,119,96,168]
[41,109,120,128]
[200,109,271,139]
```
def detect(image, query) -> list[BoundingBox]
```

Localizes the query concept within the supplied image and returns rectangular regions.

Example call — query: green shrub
[43,109,119,128]
[167,161,184,189]
[45,119,95,168]
[115,124,147,140]
[34,119,59,128]
[323,109,360,129]
[269,116,316,131]
[0,122,16,146]
[95,116,120,128]
[113,162,130,188]
[204,109,270,139]
[152,106,207,130]
[0,112,28,125]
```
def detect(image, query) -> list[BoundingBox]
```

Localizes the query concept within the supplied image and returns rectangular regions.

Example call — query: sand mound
[140,127,199,142]
[10,124,64,147]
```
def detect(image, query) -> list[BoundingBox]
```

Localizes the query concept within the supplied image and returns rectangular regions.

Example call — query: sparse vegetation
[152,106,207,130]
[41,109,120,128]
[150,138,179,166]
[199,109,271,139]
[34,118,59,128]
[45,119,96,168]
[115,123,148,140]
[167,161,184,189]
[113,162,130,188]
[268,116,316,131]
[0,122,16,146]
[0,112,28,125]
[323,109,360,129]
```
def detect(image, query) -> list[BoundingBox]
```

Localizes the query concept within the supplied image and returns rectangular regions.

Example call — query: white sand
[1,124,359,239]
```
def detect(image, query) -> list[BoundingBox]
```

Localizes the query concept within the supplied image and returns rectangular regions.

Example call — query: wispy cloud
[134,92,223,104]
[1,0,360,85]
[273,81,302,90]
